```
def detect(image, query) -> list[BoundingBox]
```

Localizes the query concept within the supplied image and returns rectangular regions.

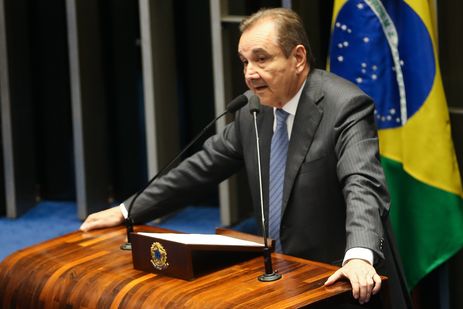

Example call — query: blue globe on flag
[329,0,435,130]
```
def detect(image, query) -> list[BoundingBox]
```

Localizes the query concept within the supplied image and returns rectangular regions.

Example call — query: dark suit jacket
[127,69,390,265]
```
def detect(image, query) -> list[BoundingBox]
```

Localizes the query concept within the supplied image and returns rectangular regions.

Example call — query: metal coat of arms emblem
[150,242,169,271]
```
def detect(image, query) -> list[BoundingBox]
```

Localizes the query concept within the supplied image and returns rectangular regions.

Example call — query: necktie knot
[275,109,289,126]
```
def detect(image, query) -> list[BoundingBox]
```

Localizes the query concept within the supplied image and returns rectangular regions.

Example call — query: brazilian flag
[329,0,463,289]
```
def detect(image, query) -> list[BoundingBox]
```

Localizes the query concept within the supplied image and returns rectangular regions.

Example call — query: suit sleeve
[126,116,245,224]
[334,94,390,262]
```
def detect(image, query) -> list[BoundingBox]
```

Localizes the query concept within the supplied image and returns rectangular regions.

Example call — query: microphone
[249,95,260,114]
[249,95,282,282]
[121,94,248,250]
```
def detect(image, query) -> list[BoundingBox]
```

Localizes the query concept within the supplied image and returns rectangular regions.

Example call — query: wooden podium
[0,226,387,308]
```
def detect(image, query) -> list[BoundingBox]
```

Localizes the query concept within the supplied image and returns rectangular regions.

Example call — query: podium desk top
[0,226,356,308]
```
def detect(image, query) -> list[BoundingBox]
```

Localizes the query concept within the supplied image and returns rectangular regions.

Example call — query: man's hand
[324,259,381,304]
[80,206,125,232]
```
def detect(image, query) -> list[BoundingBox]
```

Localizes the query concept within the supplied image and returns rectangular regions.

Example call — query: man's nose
[244,63,259,80]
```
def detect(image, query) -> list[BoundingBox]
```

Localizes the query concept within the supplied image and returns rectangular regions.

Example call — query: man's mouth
[254,85,268,92]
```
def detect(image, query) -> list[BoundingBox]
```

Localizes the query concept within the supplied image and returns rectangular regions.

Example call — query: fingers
[355,271,381,304]
[326,259,382,304]
[80,216,103,232]
[350,273,360,300]
[372,273,382,295]
[80,214,100,232]
[79,207,125,232]
[364,273,374,302]
[356,273,370,304]
[324,269,342,286]
[325,270,370,303]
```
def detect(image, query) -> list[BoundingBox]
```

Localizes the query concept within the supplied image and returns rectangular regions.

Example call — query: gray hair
[240,7,315,67]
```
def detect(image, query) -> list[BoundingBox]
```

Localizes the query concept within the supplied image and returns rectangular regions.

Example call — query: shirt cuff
[342,247,374,266]
[119,203,128,219]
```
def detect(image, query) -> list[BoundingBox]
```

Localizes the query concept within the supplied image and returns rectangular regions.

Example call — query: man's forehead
[240,20,277,39]
[238,22,279,55]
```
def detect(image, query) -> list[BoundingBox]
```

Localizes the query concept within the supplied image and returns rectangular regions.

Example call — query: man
[81,8,391,306]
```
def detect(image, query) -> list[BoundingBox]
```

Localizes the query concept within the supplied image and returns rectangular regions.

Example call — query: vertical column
[138,0,179,177]
[0,0,37,218]
[0,0,9,217]
[66,0,110,219]
[210,0,255,226]
[210,0,235,225]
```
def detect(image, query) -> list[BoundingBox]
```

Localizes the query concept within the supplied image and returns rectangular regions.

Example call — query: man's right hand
[80,206,125,232]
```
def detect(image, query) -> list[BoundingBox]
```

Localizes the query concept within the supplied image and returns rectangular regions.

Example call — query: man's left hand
[324,258,381,304]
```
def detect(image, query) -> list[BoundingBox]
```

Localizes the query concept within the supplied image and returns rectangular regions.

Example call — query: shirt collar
[277,80,306,116]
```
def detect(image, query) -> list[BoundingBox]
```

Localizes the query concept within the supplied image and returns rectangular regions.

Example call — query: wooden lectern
[0,226,388,308]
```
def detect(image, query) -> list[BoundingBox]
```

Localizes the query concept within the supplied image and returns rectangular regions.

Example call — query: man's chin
[252,93,276,107]
[258,97,280,108]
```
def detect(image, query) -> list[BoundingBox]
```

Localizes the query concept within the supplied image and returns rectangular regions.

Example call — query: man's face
[238,20,302,108]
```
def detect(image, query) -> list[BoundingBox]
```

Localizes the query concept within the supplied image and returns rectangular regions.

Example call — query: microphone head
[249,95,261,114]
[226,94,248,113]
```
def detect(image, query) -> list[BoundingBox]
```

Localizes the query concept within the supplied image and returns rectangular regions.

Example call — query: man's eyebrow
[251,48,269,55]
[238,48,270,58]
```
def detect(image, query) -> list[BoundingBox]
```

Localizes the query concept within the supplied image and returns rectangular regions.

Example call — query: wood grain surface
[0,226,359,308]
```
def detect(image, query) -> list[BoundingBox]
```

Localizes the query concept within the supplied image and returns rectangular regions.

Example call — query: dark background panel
[5,0,150,208]
[172,0,225,207]
[73,0,112,216]
[450,113,463,179]
[99,0,146,203]
[438,1,463,304]
[173,0,216,157]
[227,0,281,16]
[293,0,334,70]
[29,0,74,201]
[449,112,463,309]
[4,0,38,216]
[438,0,463,108]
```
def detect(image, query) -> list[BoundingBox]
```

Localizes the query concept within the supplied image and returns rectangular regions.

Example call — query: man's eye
[257,56,267,63]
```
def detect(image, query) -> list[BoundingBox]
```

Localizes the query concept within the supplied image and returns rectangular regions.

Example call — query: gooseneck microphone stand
[120,94,249,250]
[249,95,282,282]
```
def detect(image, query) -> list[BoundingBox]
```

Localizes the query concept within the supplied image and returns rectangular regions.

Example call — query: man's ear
[293,45,307,73]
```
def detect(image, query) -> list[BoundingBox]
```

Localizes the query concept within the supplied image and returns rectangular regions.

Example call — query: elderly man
[81,8,395,306]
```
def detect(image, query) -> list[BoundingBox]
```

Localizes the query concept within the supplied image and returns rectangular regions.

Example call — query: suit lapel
[282,70,325,215]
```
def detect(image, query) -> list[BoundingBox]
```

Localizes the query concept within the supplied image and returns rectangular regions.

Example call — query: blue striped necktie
[269,108,289,252]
